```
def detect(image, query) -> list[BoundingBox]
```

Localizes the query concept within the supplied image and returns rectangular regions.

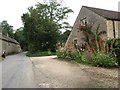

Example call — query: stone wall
[114,21,120,38]
[0,36,2,56]
[0,34,21,56]
[65,6,107,49]
[106,20,114,39]
[2,40,21,55]
[118,21,120,37]
[106,20,120,39]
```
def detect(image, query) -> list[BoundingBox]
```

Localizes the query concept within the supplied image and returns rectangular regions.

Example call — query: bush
[91,52,118,68]
[57,50,89,63]
[57,50,66,59]
[106,38,120,63]
[57,36,120,68]
[57,50,118,68]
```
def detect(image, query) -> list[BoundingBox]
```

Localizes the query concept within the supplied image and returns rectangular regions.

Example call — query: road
[31,56,94,88]
[0,52,118,88]
[31,56,118,88]
[2,52,37,88]
[1,53,93,88]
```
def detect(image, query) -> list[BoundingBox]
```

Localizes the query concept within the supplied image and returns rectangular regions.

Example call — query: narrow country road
[2,52,37,88]
[1,52,118,88]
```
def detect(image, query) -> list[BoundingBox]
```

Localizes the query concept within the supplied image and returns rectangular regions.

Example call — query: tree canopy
[21,1,73,53]
[14,27,27,50]
[60,30,71,43]
[0,20,14,38]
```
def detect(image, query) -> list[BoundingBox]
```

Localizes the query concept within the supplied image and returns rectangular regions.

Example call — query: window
[73,39,78,48]
[80,17,87,26]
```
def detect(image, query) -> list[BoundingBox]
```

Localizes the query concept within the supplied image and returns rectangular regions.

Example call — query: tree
[21,1,73,53]
[14,27,28,50]
[0,20,14,38]
[60,30,71,43]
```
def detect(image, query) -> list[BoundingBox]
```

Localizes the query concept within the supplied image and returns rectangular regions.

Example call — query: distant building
[0,33,21,56]
[65,6,120,50]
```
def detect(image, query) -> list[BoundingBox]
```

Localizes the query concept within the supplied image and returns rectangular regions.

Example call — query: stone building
[65,6,120,50]
[0,33,21,56]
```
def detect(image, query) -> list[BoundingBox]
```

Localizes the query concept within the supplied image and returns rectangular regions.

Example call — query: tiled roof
[83,6,120,21]
[0,33,19,44]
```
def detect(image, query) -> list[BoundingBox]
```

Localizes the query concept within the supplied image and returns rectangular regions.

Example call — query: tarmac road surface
[1,53,92,88]
[2,52,37,88]
[1,52,118,88]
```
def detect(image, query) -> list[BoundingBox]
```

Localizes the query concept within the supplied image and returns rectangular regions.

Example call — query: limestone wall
[0,33,21,56]
[114,21,120,38]
[65,6,107,49]
[106,20,114,39]
[106,20,120,39]
[2,40,21,55]
[0,39,2,56]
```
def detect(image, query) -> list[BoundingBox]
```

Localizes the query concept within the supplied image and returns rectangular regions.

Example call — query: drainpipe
[112,20,116,38]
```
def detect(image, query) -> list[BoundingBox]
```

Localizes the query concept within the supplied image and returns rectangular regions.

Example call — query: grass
[26,51,56,57]
[0,57,3,62]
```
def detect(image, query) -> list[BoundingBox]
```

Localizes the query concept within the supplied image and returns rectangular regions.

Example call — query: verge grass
[26,51,56,57]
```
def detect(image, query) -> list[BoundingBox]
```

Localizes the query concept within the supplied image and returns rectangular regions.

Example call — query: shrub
[57,50,75,60]
[57,25,120,68]
[57,50,89,63]
[57,50,118,68]
[57,50,66,59]
[106,38,120,62]
[91,52,118,68]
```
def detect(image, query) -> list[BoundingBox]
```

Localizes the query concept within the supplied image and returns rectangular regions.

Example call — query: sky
[0,0,120,30]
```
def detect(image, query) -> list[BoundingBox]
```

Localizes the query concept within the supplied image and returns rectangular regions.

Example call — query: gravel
[30,56,118,88]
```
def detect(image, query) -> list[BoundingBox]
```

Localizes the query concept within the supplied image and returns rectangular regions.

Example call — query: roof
[83,6,120,21]
[0,33,19,44]
[0,23,19,44]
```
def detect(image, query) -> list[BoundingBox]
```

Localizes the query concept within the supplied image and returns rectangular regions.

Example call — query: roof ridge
[83,6,120,13]
[82,6,120,21]
[1,34,19,44]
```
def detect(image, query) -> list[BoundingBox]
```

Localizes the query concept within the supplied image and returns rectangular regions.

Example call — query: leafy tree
[0,20,14,38]
[60,30,71,43]
[14,27,28,50]
[21,1,73,53]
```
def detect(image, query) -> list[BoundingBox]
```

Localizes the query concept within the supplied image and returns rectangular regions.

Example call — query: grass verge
[26,51,56,57]
[0,57,3,62]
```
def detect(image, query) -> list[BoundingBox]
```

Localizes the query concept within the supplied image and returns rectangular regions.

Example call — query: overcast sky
[0,0,120,30]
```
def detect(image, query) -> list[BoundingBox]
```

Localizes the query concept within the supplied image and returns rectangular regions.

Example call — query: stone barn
[0,33,21,56]
[65,6,120,50]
